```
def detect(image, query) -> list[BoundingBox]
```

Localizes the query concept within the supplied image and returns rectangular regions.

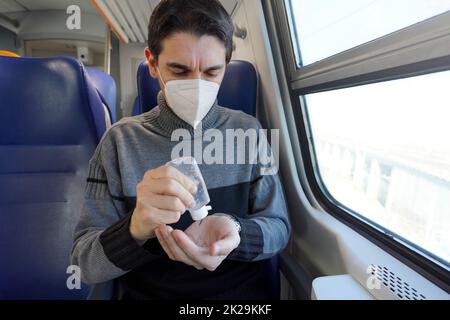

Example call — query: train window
[287,0,450,66]
[271,0,450,277]
[305,70,450,265]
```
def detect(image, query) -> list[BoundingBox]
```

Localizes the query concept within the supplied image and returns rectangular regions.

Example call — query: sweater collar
[156,91,220,138]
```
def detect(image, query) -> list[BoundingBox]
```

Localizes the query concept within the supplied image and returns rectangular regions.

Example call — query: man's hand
[130,165,198,243]
[155,214,241,271]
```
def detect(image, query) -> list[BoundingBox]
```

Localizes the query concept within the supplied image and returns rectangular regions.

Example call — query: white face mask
[157,67,220,129]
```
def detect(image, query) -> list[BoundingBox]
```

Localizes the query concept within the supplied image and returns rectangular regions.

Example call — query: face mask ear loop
[156,65,167,89]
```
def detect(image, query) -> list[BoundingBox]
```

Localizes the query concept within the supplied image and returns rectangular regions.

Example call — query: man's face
[146,32,227,88]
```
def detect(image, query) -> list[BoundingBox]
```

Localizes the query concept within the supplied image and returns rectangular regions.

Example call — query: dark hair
[148,0,234,63]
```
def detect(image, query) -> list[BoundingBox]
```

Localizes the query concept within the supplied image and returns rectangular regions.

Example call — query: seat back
[134,60,258,116]
[218,60,258,116]
[135,62,161,115]
[132,96,141,118]
[86,67,117,123]
[0,56,107,299]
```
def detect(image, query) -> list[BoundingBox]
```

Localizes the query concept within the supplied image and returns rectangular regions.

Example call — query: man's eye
[206,72,219,77]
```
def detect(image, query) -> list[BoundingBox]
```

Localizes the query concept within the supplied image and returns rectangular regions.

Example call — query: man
[72,0,290,300]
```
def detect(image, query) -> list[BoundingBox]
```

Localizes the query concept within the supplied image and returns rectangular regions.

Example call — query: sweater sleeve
[71,135,158,285]
[229,172,291,261]
[229,123,291,262]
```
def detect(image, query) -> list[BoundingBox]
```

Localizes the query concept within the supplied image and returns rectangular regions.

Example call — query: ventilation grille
[369,265,427,300]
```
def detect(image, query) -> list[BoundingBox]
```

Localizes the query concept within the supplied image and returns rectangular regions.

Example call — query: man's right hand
[130,165,198,244]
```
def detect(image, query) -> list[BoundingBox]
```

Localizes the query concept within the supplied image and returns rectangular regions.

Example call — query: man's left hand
[155,214,241,271]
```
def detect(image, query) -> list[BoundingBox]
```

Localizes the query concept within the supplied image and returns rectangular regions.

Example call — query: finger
[149,166,198,194]
[211,234,241,256]
[173,230,224,272]
[143,179,196,208]
[146,207,181,225]
[155,228,176,261]
[172,230,206,260]
[160,226,204,270]
[147,194,188,213]
[172,230,201,260]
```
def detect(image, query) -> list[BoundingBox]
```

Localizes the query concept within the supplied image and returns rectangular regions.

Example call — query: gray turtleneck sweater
[71,94,290,299]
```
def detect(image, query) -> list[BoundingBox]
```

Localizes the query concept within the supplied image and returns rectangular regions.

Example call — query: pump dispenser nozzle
[166,157,212,221]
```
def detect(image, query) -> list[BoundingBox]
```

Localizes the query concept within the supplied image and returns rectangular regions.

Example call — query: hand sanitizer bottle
[166,157,211,221]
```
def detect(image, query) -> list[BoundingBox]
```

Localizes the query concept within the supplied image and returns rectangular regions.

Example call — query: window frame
[266,0,450,291]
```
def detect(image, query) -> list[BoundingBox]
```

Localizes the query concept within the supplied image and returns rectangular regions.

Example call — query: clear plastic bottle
[166,157,211,221]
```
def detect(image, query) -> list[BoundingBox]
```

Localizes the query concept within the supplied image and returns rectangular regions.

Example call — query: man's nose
[188,70,205,80]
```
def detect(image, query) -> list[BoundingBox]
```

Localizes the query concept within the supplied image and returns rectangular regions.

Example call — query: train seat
[86,67,117,124]
[0,56,109,299]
